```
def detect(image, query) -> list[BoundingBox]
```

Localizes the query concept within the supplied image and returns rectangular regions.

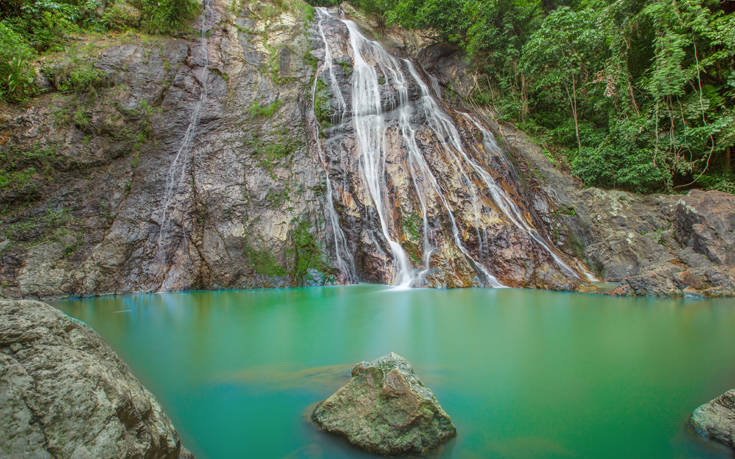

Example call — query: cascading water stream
[460,113,598,281]
[153,0,210,282]
[340,17,416,288]
[320,10,503,287]
[313,7,591,287]
[403,60,584,280]
[310,9,356,282]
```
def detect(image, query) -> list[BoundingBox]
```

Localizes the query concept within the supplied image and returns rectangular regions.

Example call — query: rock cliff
[1,0,327,296]
[1,0,733,297]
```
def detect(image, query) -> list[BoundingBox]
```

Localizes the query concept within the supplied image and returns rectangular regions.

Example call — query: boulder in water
[0,299,191,457]
[691,389,735,451]
[311,352,456,455]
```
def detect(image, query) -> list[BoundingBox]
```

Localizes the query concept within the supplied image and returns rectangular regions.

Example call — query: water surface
[57,286,735,458]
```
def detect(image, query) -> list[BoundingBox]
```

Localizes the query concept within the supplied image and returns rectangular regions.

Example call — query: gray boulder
[311,352,456,456]
[0,299,190,457]
[690,389,735,451]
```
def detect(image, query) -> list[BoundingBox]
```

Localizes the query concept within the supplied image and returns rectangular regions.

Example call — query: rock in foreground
[311,352,456,455]
[0,300,190,457]
[691,389,735,452]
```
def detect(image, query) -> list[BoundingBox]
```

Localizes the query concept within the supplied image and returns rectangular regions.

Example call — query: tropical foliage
[313,0,735,193]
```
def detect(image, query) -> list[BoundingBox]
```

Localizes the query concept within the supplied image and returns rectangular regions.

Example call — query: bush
[698,173,735,194]
[42,56,105,93]
[248,99,283,118]
[138,0,199,34]
[572,142,670,193]
[101,1,141,31]
[4,2,79,52]
[0,22,36,102]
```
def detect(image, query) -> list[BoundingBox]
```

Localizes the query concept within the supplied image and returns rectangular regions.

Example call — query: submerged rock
[0,300,190,457]
[690,389,735,451]
[311,352,456,455]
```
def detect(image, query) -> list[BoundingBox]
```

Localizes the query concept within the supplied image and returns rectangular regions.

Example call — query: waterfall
[340,17,416,288]
[154,0,210,277]
[392,59,504,287]
[312,8,590,288]
[311,9,356,282]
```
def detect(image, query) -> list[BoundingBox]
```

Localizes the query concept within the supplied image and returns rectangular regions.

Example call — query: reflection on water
[56,286,735,458]
[217,363,352,392]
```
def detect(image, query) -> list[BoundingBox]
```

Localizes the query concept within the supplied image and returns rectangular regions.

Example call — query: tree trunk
[520,73,529,120]
[566,80,582,152]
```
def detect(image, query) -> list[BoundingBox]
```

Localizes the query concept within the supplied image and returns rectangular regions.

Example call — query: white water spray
[340,17,415,288]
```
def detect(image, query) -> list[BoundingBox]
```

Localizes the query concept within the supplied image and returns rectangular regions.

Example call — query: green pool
[56,286,735,458]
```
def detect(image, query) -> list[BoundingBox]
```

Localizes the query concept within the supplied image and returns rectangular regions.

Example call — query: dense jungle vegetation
[311,0,735,193]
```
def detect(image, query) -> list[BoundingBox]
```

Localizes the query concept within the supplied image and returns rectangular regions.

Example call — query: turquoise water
[56,286,735,458]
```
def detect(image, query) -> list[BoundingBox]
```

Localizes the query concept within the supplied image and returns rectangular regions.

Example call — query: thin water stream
[154,0,211,285]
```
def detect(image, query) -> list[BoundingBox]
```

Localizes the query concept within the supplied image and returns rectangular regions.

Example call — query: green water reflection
[56,286,735,458]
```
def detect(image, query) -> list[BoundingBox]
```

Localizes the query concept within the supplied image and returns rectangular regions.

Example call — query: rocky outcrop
[311,352,456,456]
[0,299,189,457]
[690,389,735,451]
[675,190,735,267]
[453,105,735,297]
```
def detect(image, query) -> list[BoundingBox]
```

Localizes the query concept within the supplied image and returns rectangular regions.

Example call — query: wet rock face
[691,389,735,451]
[0,300,189,457]
[675,190,735,267]
[0,0,330,297]
[311,352,456,456]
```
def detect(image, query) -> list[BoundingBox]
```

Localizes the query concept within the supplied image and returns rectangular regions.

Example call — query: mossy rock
[311,352,456,456]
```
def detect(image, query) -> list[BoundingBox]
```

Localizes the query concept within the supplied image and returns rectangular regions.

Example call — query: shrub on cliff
[0,23,36,102]
[0,0,198,103]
